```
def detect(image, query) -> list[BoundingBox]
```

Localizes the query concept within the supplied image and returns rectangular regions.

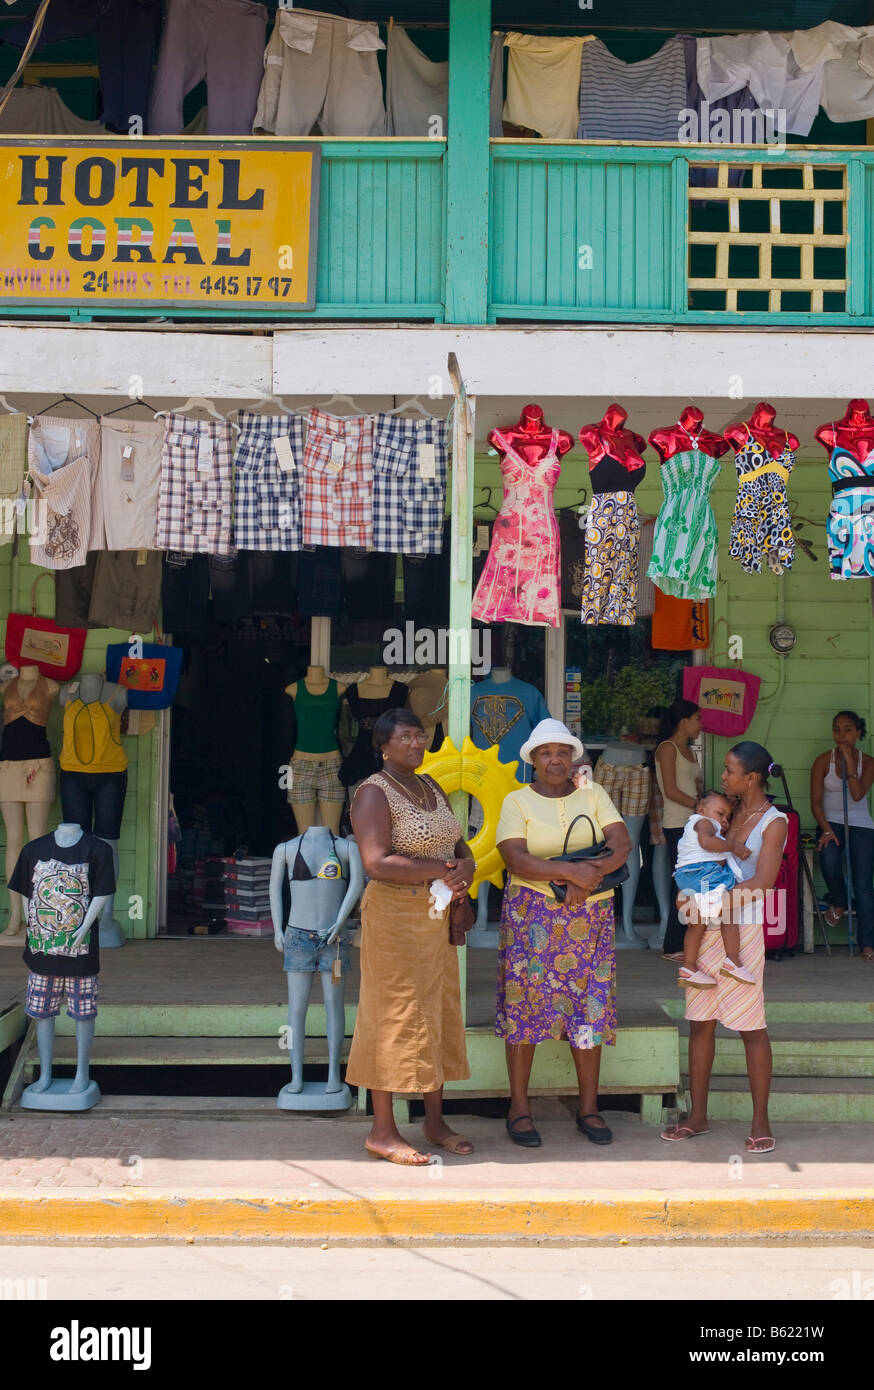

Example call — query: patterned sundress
[647,432,721,601]
[826,445,874,579]
[471,430,561,627]
[580,454,645,626]
[729,428,796,575]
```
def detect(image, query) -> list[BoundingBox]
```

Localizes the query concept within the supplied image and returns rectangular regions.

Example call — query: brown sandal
[424,1133,475,1155]
[364,1140,431,1166]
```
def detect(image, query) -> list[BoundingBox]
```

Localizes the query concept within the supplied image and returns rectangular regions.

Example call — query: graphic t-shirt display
[470,677,551,782]
[10,832,116,977]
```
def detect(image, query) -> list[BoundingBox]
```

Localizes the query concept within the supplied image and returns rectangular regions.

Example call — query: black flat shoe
[506,1114,542,1148]
[576,1112,612,1145]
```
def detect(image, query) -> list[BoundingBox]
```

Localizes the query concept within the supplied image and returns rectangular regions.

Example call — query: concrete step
[678,1022,874,1078]
[661,998,874,1023]
[703,1075,874,1123]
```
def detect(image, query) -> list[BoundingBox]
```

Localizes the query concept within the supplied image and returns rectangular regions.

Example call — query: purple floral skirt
[495,884,617,1048]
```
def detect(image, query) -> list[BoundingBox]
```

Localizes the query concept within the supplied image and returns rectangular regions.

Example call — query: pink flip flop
[746,1135,776,1153]
[660,1124,710,1142]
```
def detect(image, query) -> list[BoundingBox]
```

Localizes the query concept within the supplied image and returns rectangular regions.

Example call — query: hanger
[234,395,295,418]
[32,393,99,420]
[102,396,162,418]
[0,394,21,415]
[154,396,233,423]
[563,487,589,514]
[475,486,500,515]
[313,393,364,416]
[386,396,438,419]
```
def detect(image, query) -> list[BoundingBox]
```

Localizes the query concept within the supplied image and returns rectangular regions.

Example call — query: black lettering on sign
[171,159,209,210]
[74,157,116,207]
[18,155,65,207]
[119,157,165,207]
[217,159,264,211]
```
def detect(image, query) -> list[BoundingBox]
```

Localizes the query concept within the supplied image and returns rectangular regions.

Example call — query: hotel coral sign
[0,139,320,311]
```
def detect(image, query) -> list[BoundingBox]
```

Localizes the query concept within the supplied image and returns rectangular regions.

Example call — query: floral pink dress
[471,430,562,628]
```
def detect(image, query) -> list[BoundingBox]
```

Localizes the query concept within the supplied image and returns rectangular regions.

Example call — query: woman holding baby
[661,742,787,1155]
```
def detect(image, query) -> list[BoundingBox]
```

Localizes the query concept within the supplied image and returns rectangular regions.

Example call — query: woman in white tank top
[810,710,874,959]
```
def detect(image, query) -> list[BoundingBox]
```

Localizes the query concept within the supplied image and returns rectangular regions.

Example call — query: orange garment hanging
[651,588,710,651]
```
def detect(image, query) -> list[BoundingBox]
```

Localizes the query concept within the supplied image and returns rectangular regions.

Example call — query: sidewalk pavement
[1,1104,873,1242]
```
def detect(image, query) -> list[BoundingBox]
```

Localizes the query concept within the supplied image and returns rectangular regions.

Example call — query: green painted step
[703,1076,874,1123]
[679,1022,874,1078]
[50,1037,349,1067]
[661,999,874,1023]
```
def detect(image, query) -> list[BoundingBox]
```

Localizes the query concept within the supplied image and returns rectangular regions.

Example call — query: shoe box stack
[222,857,274,936]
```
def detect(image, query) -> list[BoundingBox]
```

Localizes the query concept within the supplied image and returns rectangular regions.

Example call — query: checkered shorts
[155,413,236,556]
[287,756,345,805]
[233,411,304,551]
[25,971,99,1021]
[592,759,652,818]
[301,409,373,549]
[371,414,448,555]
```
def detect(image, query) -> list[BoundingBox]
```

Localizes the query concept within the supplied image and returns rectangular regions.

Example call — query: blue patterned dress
[827,446,874,579]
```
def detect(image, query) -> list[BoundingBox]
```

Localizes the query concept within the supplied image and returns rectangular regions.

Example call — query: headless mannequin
[814,399,874,461]
[285,665,348,833]
[407,668,448,750]
[270,828,363,1109]
[20,822,109,1111]
[596,741,648,949]
[59,674,128,948]
[488,404,575,462]
[724,402,800,457]
[579,404,647,469]
[0,665,59,942]
[356,665,394,700]
[473,666,525,932]
[649,406,731,462]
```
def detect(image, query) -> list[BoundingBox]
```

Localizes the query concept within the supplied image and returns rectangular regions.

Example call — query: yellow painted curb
[1,1189,873,1241]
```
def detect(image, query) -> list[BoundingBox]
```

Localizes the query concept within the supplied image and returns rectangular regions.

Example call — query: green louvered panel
[314,144,445,316]
[490,147,676,317]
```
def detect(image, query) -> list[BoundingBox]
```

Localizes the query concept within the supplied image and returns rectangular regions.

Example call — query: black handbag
[548,814,630,904]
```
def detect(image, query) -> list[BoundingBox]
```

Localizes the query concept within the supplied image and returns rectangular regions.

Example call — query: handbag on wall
[4,573,86,679]
[682,665,761,736]
[105,626,183,710]
[548,813,630,904]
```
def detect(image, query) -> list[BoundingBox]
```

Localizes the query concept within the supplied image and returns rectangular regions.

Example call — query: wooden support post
[448,354,475,1026]
[640,1093,665,1127]
[392,1095,411,1126]
[446,0,491,324]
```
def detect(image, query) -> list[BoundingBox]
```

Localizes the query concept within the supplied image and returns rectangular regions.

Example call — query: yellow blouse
[496,783,623,902]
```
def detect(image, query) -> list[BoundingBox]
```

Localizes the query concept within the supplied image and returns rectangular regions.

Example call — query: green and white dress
[646,445,721,601]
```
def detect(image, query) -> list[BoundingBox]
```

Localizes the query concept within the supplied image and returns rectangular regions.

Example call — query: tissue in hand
[429,878,453,918]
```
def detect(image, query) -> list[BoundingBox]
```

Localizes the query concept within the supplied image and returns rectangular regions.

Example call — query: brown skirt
[345,880,470,1094]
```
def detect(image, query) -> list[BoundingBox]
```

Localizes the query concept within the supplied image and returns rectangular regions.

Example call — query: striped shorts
[288,756,345,805]
[25,971,99,1020]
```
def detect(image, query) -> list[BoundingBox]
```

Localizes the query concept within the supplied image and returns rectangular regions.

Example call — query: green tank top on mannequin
[294,679,340,755]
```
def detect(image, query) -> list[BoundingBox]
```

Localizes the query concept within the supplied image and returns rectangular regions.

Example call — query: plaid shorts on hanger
[301,409,373,549]
[233,412,304,550]
[371,414,448,555]
[155,414,236,556]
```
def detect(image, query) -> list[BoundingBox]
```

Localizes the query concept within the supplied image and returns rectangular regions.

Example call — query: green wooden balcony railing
[489,141,870,327]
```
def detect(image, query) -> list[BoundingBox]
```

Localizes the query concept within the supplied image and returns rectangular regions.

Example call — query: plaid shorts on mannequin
[25,972,99,1021]
[155,413,236,555]
[233,412,304,550]
[371,414,448,554]
[287,756,344,805]
[301,409,373,548]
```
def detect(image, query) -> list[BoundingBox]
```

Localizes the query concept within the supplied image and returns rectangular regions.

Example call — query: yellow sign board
[0,139,320,311]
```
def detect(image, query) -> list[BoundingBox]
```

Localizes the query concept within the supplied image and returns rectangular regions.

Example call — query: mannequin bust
[649,407,731,462]
[724,402,800,456]
[0,664,59,942]
[14,821,113,1112]
[815,400,874,461]
[407,668,448,750]
[59,674,128,948]
[488,404,574,462]
[356,665,394,700]
[579,404,647,470]
[285,665,349,834]
[270,827,364,1110]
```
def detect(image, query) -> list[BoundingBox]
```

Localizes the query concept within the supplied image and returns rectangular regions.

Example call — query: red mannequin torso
[724,402,799,457]
[650,406,731,462]
[488,405,574,464]
[579,404,647,469]
[814,400,874,463]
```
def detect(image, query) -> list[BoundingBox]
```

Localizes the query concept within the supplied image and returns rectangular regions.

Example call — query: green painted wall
[0,544,161,939]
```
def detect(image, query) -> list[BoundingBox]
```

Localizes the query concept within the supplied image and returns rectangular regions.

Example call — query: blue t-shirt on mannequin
[470,671,550,783]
